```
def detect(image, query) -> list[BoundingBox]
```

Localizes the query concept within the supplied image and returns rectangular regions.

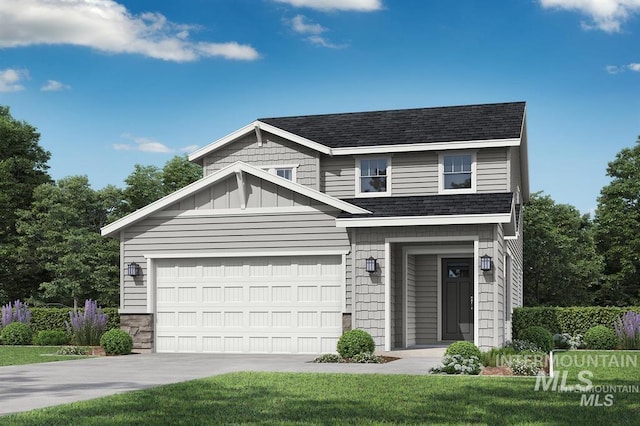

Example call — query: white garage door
[154,255,344,354]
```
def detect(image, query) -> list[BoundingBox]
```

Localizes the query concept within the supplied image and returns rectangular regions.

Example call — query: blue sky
[0,0,638,214]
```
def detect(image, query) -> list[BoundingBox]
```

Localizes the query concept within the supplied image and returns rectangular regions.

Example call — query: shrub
[505,339,542,353]
[29,307,119,334]
[100,328,133,355]
[553,333,583,350]
[66,300,108,346]
[0,322,33,345]
[352,352,383,363]
[430,354,482,375]
[312,353,345,363]
[445,341,482,359]
[337,329,375,358]
[1,300,31,327]
[519,326,553,353]
[510,358,540,376]
[614,311,640,350]
[57,346,89,356]
[512,306,640,337]
[33,330,71,346]
[584,325,617,350]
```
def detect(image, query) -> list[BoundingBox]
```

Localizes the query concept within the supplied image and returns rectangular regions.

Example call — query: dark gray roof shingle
[260,102,525,148]
[339,193,514,218]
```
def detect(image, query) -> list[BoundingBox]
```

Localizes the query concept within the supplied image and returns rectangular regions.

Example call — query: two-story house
[101,101,529,354]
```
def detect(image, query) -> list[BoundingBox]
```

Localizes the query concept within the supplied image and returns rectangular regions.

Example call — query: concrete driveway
[0,348,445,416]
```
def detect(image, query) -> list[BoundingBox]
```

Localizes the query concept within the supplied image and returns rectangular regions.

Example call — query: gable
[101,161,370,237]
[162,173,322,212]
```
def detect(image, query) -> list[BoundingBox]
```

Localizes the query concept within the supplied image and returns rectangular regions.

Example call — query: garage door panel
[155,256,344,354]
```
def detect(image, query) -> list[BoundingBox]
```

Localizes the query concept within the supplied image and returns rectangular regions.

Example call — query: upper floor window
[261,165,297,182]
[356,157,390,197]
[439,152,476,193]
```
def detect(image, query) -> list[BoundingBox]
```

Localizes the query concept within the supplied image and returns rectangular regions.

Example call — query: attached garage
[153,255,344,354]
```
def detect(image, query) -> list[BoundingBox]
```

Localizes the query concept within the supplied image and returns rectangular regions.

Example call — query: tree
[523,192,602,306]
[162,155,202,194]
[0,106,51,304]
[594,136,640,305]
[15,176,120,307]
[122,155,202,214]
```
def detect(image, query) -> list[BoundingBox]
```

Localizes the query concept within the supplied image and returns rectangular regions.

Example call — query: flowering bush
[505,339,541,353]
[553,333,583,350]
[66,300,108,346]
[352,352,383,363]
[56,346,89,356]
[430,354,482,375]
[1,300,31,327]
[312,353,345,363]
[509,358,540,376]
[614,311,640,350]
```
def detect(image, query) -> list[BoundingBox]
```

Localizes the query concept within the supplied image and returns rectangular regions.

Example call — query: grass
[0,346,91,366]
[1,350,639,425]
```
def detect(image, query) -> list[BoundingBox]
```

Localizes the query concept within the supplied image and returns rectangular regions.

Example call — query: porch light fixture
[365,256,377,273]
[480,254,492,272]
[127,262,141,277]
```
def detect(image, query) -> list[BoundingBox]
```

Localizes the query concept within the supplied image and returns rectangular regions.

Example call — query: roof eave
[335,212,513,228]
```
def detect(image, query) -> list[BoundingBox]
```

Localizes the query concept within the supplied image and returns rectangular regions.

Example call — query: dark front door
[442,258,474,341]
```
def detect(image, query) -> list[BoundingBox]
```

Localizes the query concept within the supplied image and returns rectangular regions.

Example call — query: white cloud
[290,15,326,34]
[273,0,382,12]
[606,65,622,74]
[0,68,28,92]
[179,144,200,153]
[539,0,640,33]
[0,0,260,62]
[114,133,173,153]
[308,35,348,49]
[41,80,70,91]
[629,63,640,71]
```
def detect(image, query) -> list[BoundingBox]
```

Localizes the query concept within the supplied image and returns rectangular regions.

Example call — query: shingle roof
[260,102,525,148]
[338,193,514,219]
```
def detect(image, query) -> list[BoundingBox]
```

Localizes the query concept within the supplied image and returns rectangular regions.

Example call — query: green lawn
[0,346,91,366]
[1,351,639,425]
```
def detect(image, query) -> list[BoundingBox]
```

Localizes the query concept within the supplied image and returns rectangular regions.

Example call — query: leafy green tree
[523,192,602,306]
[594,137,640,305]
[15,176,119,307]
[122,155,202,214]
[162,155,202,194]
[0,106,51,304]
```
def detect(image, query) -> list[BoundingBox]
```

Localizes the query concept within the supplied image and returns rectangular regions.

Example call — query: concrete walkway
[0,348,445,416]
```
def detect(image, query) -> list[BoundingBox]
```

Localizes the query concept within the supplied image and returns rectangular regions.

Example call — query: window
[260,165,297,182]
[275,168,292,180]
[356,158,390,196]
[439,152,476,193]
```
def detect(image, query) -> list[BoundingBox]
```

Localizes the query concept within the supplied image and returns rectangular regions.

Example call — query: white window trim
[258,164,298,182]
[438,151,477,194]
[355,156,391,197]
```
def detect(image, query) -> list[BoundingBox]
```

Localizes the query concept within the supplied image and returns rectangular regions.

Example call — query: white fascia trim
[144,250,350,259]
[189,121,258,162]
[101,161,371,236]
[118,308,149,315]
[152,206,332,218]
[256,122,332,155]
[336,213,512,228]
[189,121,332,163]
[332,138,520,156]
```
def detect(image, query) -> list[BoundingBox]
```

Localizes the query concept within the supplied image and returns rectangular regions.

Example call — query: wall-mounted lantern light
[480,254,492,272]
[127,262,141,277]
[365,256,377,273]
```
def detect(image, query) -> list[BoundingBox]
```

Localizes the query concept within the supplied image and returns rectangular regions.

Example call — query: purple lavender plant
[66,299,108,346]
[614,311,640,350]
[1,300,31,327]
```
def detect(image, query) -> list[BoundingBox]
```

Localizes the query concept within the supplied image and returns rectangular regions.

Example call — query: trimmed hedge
[28,307,120,334]
[513,306,640,338]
